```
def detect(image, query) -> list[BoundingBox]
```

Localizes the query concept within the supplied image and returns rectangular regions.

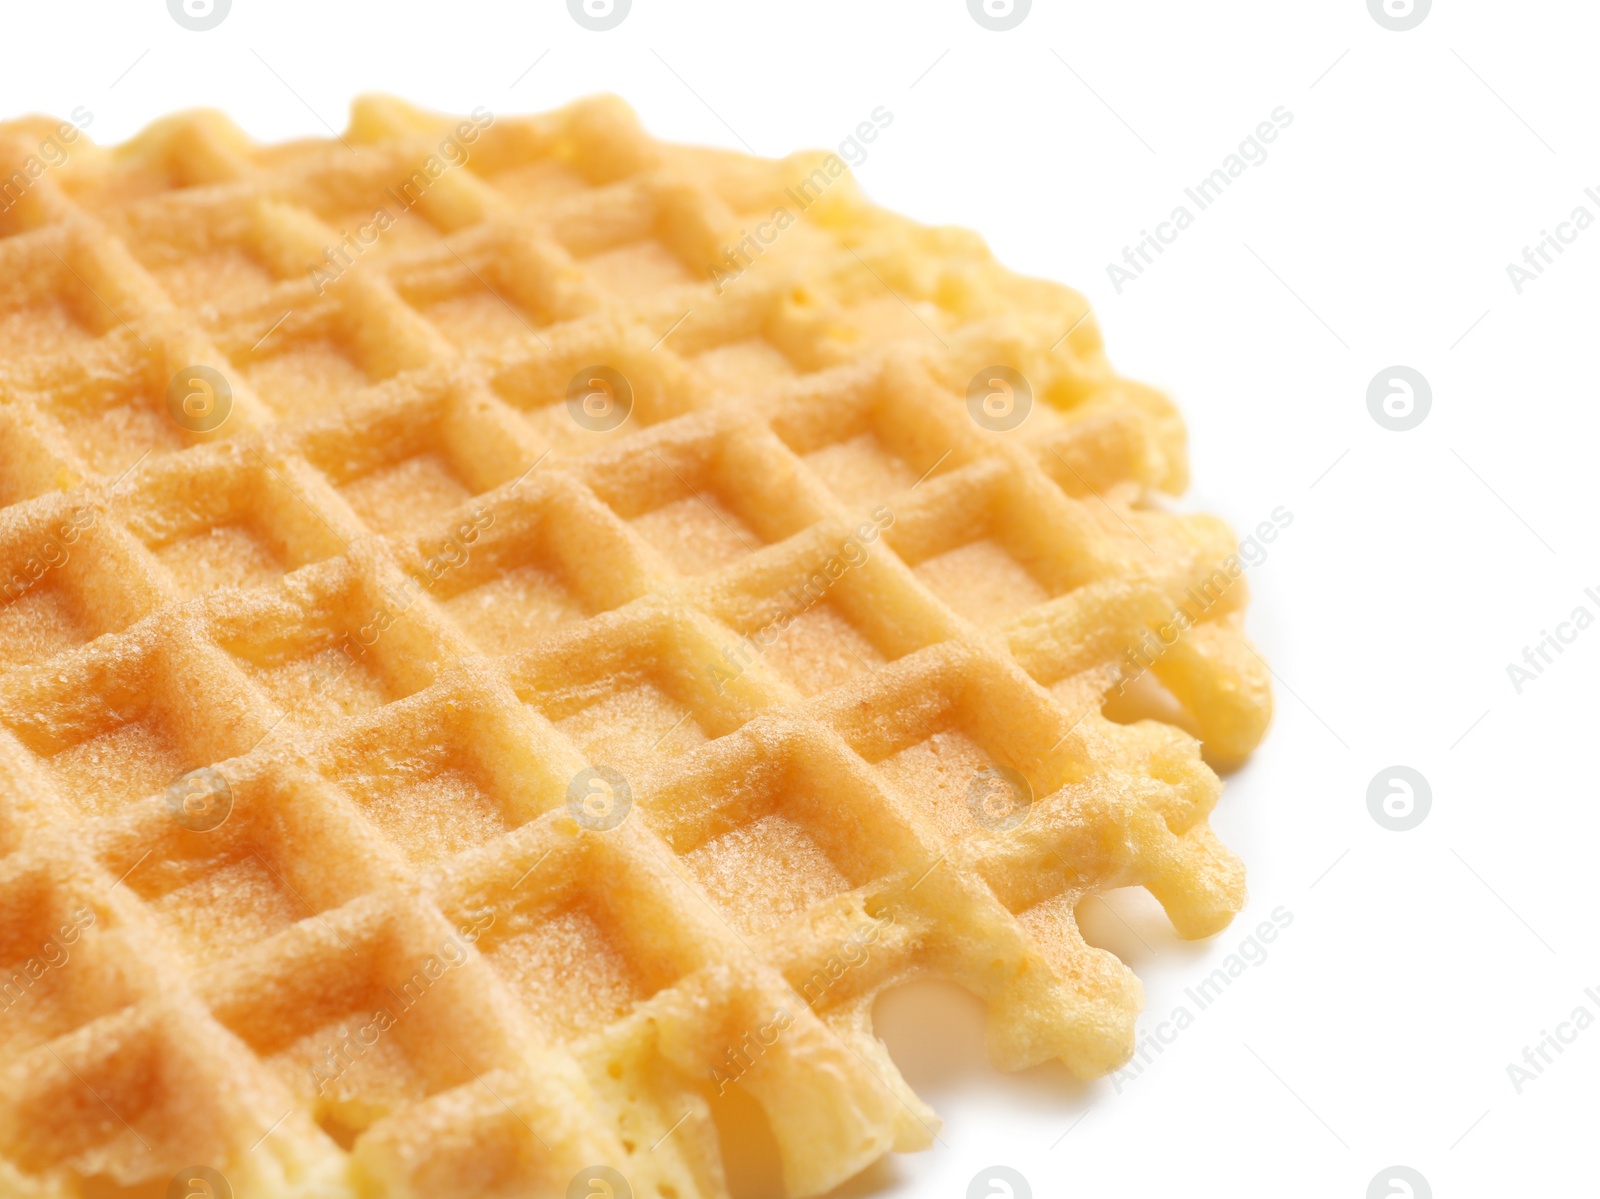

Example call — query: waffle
[0,95,1272,1199]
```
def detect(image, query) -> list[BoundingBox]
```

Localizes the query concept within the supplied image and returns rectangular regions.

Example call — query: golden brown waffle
[0,95,1272,1199]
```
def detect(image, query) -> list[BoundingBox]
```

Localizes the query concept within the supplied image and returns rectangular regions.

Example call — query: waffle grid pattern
[0,96,1271,1199]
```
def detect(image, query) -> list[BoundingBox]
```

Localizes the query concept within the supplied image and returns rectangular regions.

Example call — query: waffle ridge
[0,95,1272,1199]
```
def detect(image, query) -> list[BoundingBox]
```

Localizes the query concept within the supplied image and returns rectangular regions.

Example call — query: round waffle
[0,95,1271,1199]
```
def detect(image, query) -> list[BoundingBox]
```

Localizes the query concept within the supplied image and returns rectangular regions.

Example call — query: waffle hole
[553,678,707,780]
[703,1081,783,1199]
[1072,886,1182,969]
[315,1108,363,1151]
[443,559,589,657]
[871,979,989,1091]
[0,577,93,671]
[483,901,653,1040]
[48,384,189,479]
[226,634,400,726]
[692,336,798,401]
[758,599,886,698]
[412,287,546,355]
[912,537,1052,626]
[40,711,186,819]
[0,293,99,361]
[679,813,852,940]
[153,520,287,596]
[149,244,275,309]
[581,238,696,298]
[239,334,375,422]
[338,452,474,538]
[873,727,1002,844]
[1100,668,1200,739]
[629,491,764,576]
[350,760,511,867]
[802,430,920,510]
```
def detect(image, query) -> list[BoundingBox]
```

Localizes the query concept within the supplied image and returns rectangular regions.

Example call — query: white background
[4,2,1595,1196]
